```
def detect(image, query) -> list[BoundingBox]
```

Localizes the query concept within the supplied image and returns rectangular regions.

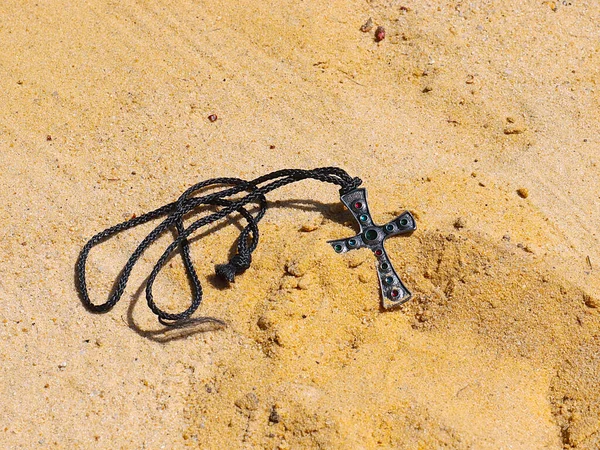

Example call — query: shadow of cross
[327,188,416,309]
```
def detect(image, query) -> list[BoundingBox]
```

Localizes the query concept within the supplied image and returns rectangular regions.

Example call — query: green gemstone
[363,229,378,241]
[399,218,409,227]
[380,262,390,271]
[359,214,368,222]
[385,224,394,232]
[348,239,357,247]
[384,276,394,285]
[334,244,343,253]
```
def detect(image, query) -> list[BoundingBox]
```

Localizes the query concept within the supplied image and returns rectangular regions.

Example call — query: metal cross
[327,188,416,309]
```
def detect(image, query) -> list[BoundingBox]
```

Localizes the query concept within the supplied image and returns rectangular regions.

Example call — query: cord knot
[340,177,363,194]
[215,250,252,283]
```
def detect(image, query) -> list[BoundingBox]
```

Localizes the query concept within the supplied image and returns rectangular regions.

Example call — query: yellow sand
[1,0,599,448]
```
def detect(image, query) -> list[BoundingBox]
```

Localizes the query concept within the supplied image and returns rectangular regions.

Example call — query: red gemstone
[374,249,383,256]
[354,202,363,209]
[391,289,399,298]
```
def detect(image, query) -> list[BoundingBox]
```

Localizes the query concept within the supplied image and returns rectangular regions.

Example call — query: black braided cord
[76,167,362,326]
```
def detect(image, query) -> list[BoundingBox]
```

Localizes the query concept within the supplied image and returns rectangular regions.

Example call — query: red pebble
[208,114,217,122]
[374,26,386,42]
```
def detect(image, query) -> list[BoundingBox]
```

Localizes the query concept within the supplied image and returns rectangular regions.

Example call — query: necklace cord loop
[76,167,362,326]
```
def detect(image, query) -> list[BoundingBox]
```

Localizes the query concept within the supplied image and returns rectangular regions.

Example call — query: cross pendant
[327,188,416,309]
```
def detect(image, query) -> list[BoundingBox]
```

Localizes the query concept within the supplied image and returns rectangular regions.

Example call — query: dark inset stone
[334,244,343,253]
[385,224,394,232]
[380,262,390,271]
[363,229,378,241]
[348,239,357,247]
[399,217,409,227]
[384,276,394,285]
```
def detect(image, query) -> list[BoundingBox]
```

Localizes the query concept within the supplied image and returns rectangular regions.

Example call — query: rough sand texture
[1,0,599,448]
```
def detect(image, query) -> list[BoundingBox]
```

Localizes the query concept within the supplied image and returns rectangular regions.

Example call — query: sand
[1,0,599,448]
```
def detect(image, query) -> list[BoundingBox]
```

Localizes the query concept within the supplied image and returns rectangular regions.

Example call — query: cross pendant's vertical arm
[373,246,412,308]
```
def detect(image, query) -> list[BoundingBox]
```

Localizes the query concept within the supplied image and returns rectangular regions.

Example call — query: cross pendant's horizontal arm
[327,234,364,254]
[381,211,417,237]
[327,209,416,254]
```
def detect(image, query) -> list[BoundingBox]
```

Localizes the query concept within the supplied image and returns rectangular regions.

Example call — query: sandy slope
[1,0,599,448]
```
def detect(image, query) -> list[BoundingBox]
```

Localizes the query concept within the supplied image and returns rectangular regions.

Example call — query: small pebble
[583,293,599,308]
[58,361,67,370]
[46,135,52,141]
[517,242,534,253]
[374,26,386,42]
[269,406,281,423]
[208,114,218,122]
[517,188,529,198]
[285,260,305,277]
[300,219,320,232]
[235,392,259,411]
[453,217,466,229]
[360,18,373,32]
[503,126,526,135]
[257,315,271,331]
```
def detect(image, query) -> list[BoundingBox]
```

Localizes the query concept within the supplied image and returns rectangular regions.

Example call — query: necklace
[76,167,415,327]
